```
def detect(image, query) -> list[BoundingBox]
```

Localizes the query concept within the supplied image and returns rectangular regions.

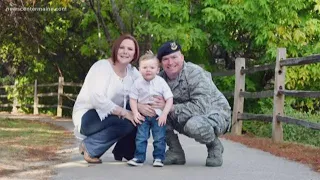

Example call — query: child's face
[139,58,160,81]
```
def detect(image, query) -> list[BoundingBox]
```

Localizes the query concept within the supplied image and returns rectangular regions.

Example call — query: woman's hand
[123,110,137,126]
[151,96,166,110]
[133,112,145,125]
[137,103,156,117]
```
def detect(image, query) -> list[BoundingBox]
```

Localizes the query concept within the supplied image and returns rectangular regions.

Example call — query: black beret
[157,41,181,61]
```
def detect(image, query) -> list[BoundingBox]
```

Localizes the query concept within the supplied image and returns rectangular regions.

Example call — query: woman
[72,34,141,163]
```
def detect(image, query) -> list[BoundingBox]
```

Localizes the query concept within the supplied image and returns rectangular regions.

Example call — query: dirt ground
[222,134,320,172]
[0,121,74,180]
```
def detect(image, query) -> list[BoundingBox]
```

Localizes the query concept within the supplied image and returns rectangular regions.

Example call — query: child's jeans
[134,116,166,162]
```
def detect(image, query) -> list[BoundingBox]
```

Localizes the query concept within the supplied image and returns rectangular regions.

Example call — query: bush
[242,104,320,147]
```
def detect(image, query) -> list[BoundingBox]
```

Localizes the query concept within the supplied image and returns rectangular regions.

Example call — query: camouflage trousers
[167,113,228,145]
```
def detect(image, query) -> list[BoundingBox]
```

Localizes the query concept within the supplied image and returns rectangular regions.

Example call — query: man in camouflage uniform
[155,41,231,167]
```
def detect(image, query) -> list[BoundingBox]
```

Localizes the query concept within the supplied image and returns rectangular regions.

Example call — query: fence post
[57,76,64,117]
[33,80,39,115]
[11,81,18,114]
[272,48,286,143]
[231,58,245,135]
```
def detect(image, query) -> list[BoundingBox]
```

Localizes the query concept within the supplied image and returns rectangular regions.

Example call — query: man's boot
[163,131,186,165]
[206,137,224,167]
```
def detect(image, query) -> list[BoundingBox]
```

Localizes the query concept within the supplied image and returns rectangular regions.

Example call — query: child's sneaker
[127,158,143,166]
[153,159,164,167]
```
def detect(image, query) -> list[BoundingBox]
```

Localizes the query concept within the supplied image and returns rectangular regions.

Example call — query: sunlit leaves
[286,63,320,112]
[202,8,225,23]
[1,0,320,114]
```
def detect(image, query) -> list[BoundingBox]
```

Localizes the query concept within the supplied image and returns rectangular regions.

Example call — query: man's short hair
[157,41,181,61]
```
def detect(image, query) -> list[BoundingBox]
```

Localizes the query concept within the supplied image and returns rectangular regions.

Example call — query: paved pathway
[1,114,319,180]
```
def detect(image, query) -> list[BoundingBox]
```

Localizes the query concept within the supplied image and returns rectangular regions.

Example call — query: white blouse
[72,59,140,135]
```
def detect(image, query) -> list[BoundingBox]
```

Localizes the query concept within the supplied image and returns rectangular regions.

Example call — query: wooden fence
[0,77,82,117]
[0,48,319,142]
[212,48,320,142]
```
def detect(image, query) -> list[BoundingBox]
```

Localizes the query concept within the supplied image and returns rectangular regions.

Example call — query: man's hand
[152,96,166,110]
[137,103,156,117]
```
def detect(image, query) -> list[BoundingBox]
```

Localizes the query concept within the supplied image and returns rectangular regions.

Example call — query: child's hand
[156,114,167,127]
[133,112,145,124]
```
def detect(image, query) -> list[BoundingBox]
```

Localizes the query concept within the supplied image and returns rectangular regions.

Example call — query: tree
[1,0,319,113]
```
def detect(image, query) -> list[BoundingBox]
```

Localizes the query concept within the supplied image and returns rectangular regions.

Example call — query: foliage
[1,0,320,115]
[242,102,320,147]
[286,64,320,112]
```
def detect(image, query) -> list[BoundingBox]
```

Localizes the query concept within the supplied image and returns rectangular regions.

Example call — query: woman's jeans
[134,116,166,162]
[80,109,136,158]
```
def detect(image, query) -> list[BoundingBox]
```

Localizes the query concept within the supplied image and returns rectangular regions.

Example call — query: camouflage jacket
[159,62,231,132]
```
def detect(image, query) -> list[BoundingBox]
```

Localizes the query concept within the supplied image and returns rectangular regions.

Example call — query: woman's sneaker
[127,158,143,166]
[153,159,164,167]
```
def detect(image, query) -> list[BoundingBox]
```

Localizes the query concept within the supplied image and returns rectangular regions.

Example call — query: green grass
[0,118,72,160]
[242,110,320,147]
